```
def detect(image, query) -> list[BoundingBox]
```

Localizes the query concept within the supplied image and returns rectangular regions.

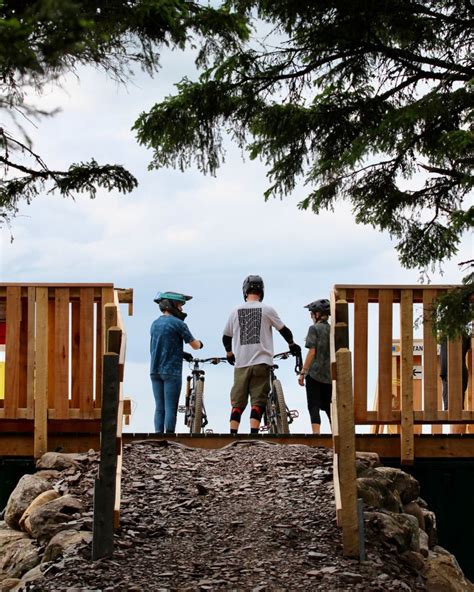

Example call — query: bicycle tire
[191,379,204,434]
[274,379,290,434]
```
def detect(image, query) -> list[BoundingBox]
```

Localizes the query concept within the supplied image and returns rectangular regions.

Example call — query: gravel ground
[27,440,426,591]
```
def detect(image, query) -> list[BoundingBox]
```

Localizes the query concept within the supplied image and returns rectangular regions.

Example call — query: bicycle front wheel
[191,379,204,434]
[274,379,290,434]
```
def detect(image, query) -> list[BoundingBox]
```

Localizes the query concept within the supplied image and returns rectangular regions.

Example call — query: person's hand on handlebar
[226,352,236,366]
[289,343,301,357]
[183,351,194,362]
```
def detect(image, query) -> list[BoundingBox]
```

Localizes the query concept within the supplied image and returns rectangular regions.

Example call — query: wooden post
[26,287,35,420]
[54,288,70,419]
[35,288,49,459]
[335,348,360,557]
[353,289,368,423]
[400,290,414,464]
[92,351,120,559]
[5,287,21,419]
[378,290,393,422]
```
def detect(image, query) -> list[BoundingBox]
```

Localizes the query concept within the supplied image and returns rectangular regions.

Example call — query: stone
[19,490,60,534]
[365,511,420,553]
[36,453,81,471]
[373,467,420,504]
[0,536,40,580]
[4,475,52,530]
[357,477,402,512]
[12,564,44,591]
[424,552,474,591]
[419,528,429,558]
[403,501,425,530]
[355,451,381,476]
[43,530,92,563]
[0,579,20,592]
[400,550,426,572]
[27,495,83,541]
[422,509,438,548]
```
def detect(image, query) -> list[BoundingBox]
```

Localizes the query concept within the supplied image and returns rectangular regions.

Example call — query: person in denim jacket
[150,292,203,433]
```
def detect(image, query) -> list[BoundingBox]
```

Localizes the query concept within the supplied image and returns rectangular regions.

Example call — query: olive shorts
[230,364,271,409]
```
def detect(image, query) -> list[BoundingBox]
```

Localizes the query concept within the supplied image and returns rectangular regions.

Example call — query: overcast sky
[1,45,472,435]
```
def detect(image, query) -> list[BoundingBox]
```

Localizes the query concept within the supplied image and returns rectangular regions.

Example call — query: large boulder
[4,476,51,530]
[43,529,92,563]
[35,452,81,471]
[27,495,83,542]
[355,451,381,476]
[357,477,403,512]
[0,535,40,580]
[373,467,420,504]
[424,551,474,591]
[19,490,60,534]
[365,511,420,553]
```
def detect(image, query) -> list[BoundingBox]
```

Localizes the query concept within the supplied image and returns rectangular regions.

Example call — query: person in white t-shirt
[222,275,301,434]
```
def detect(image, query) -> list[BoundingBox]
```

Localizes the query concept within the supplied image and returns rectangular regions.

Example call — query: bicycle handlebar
[189,357,228,365]
[273,351,303,374]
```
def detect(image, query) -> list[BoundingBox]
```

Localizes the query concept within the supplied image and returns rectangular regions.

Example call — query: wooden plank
[18,295,28,409]
[423,290,438,418]
[71,301,80,408]
[447,338,463,420]
[26,288,35,419]
[54,288,70,419]
[79,288,94,415]
[92,352,120,559]
[334,300,349,352]
[353,289,368,422]
[378,290,393,421]
[96,287,115,409]
[400,290,414,464]
[5,287,22,419]
[34,288,49,458]
[47,297,55,408]
[334,348,359,558]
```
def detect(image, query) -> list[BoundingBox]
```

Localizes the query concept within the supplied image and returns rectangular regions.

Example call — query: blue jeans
[150,373,182,433]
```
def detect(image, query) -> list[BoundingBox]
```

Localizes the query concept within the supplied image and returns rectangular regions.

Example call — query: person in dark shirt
[298,298,332,434]
[150,292,203,433]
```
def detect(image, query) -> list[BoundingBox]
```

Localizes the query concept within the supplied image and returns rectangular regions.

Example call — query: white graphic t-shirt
[223,301,285,368]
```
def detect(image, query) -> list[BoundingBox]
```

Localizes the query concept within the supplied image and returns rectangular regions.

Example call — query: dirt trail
[29,440,425,591]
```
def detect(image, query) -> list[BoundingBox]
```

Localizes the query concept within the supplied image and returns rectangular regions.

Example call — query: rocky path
[28,440,425,591]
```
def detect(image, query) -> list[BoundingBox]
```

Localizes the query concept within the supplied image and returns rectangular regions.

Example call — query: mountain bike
[178,357,227,434]
[261,351,302,435]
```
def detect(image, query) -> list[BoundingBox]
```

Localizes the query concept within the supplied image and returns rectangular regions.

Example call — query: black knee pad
[250,405,265,422]
[230,407,244,423]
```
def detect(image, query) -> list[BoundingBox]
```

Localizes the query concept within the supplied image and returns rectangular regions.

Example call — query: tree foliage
[1,0,248,223]
[134,0,473,273]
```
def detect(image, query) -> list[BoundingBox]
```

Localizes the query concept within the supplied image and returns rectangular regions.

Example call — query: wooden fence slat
[26,287,35,419]
[35,288,49,458]
[5,287,21,419]
[71,301,80,408]
[353,289,368,422]
[79,288,94,415]
[423,290,438,418]
[18,296,28,408]
[54,288,70,419]
[48,295,55,408]
[448,338,463,421]
[378,290,393,421]
[400,290,414,464]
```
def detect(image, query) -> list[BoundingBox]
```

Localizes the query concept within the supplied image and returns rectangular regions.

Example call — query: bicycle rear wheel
[274,379,290,434]
[191,379,204,434]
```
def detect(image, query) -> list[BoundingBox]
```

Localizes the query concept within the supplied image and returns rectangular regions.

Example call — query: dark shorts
[230,364,270,409]
[305,375,332,425]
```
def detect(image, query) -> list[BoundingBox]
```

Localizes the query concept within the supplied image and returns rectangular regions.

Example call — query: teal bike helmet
[154,291,192,320]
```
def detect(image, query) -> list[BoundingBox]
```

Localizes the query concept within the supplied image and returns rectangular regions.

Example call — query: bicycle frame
[178,357,226,434]
[261,351,302,434]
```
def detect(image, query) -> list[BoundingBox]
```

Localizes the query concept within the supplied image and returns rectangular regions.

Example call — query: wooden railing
[0,283,132,458]
[331,283,474,557]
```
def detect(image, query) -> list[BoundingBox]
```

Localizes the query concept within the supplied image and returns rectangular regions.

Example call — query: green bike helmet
[154,291,192,320]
